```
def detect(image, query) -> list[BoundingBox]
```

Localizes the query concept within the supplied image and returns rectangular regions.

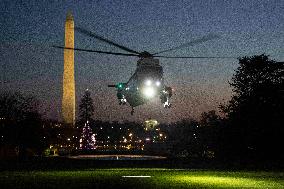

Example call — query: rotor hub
[139,51,153,58]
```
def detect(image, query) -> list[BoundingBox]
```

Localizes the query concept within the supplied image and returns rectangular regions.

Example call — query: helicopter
[54,27,232,115]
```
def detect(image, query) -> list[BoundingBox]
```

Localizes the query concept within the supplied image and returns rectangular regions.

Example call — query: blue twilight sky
[0,0,283,123]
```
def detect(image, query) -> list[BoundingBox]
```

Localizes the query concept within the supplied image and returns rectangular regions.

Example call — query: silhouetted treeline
[219,54,284,161]
[160,111,223,159]
[0,92,47,159]
[164,55,284,162]
[78,89,95,126]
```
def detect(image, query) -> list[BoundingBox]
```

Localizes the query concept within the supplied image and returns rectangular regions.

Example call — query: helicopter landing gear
[163,98,171,108]
[131,107,134,115]
[160,86,172,109]
[119,98,127,105]
[164,103,171,108]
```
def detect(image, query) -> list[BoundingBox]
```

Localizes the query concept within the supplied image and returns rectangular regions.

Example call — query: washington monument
[62,12,75,125]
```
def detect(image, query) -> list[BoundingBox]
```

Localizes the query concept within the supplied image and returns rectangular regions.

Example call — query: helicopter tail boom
[108,85,116,87]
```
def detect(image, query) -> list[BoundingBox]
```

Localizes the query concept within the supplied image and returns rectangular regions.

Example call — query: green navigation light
[117,83,124,89]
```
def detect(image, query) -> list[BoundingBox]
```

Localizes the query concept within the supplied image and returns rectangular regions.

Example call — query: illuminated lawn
[1,169,283,188]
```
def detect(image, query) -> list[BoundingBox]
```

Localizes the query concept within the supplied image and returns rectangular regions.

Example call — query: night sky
[1,0,283,123]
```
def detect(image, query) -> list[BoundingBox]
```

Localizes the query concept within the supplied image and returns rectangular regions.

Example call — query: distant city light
[145,119,159,131]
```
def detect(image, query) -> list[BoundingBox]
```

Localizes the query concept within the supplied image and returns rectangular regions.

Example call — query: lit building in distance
[144,119,159,131]
[62,12,75,125]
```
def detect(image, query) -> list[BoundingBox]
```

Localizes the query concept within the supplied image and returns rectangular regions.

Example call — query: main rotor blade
[153,34,220,55]
[154,55,236,59]
[53,46,139,57]
[75,27,141,55]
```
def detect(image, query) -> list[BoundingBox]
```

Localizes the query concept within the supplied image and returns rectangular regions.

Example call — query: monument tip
[66,11,73,21]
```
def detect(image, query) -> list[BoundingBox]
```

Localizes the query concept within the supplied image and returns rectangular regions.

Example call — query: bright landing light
[156,81,161,86]
[142,87,156,98]
[145,80,152,86]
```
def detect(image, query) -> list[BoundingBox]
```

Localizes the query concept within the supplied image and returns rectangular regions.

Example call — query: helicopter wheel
[119,98,127,105]
[164,102,171,108]
[164,104,170,108]
[131,107,134,115]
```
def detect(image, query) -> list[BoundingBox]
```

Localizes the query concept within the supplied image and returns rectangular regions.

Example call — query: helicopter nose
[142,86,156,98]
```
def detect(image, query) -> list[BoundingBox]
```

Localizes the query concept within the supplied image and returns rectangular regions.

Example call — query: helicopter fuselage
[111,57,172,111]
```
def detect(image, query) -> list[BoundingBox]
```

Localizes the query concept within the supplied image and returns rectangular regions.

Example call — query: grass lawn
[1,169,283,188]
